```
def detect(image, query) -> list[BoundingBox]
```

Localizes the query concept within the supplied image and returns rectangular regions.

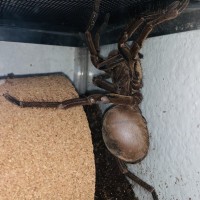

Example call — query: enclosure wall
[0,42,74,82]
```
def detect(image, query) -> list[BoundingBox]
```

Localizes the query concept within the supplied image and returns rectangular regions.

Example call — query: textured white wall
[87,30,200,200]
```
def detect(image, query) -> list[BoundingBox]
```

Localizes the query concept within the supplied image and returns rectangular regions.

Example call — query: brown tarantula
[4,0,189,199]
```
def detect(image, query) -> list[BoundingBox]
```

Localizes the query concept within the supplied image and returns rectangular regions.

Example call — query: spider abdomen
[102,105,149,163]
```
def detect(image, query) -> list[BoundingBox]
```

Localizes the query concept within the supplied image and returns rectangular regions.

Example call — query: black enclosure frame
[0,0,199,46]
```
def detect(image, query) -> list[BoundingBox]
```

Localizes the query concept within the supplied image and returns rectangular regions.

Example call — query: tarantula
[4,0,189,199]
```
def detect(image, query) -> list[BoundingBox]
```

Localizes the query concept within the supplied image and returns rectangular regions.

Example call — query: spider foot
[172,0,189,13]
[144,0,189,27]
[163,0,189,20]
[3,93,61,108]
[86,0,101,31]
[117,159,159,200]
[3,93,22,107]
[141,0,189,21]
[142,0,189,25]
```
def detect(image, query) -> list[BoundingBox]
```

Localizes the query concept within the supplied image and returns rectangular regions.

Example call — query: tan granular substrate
[0,75,95,200]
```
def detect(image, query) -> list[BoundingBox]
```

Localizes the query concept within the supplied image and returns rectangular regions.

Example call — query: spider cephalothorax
[4,0,189,199]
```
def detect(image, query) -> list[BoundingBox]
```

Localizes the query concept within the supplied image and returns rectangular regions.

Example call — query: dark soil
[84,105,138,200]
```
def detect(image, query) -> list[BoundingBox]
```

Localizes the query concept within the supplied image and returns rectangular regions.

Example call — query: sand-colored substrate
[0,75,95,200]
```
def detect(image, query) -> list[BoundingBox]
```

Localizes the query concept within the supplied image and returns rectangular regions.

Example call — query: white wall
[132,30,200,200]
[0,41,76,81]
[87,30,200,200]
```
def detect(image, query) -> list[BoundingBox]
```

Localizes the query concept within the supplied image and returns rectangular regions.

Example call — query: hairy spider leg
[86,0,101,32]
[131,0,189,57]
[85,12,112,68]
[94,13,110,56]
[3,93,142,109]
[85,0,104,67]
[86,16,143,71]
[85,3,119,93]
[92,70,138,94]
[3,93,92,108]
[118,17,145,80]
[85,0,124,70]
[117,159,159,200]
[92,73,117,93]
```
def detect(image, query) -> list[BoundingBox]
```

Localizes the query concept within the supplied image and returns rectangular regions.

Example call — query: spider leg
[86,0,101,31]
[94,13,110,55]
[117,159,159,200]
[3,92,142,109]
[131,0,189,57]
[85,0,111,69]
[86,13,110,68]
[118,18,145,79]
[85,0,102,67]
[96,54,124,70]
[85,0,125,71]
[93,73,116,93]
[85,30,99,67]
[86,24,125,71]
[118,17,145,62]
[3,93,93,108]
[96,93,142,106]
